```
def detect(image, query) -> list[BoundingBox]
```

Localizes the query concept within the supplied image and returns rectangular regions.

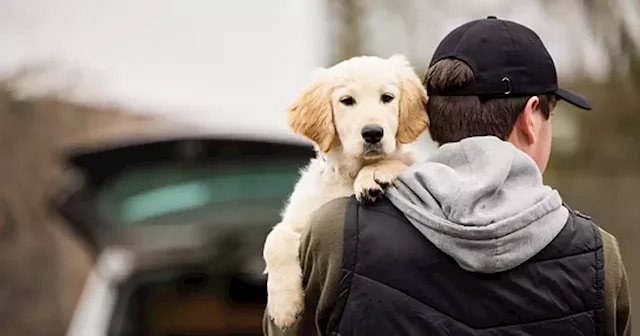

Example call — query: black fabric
[329,197,605,336]
[427,16,592,110]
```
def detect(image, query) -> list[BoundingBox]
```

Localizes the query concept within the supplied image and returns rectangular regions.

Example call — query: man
[264,16,631,335]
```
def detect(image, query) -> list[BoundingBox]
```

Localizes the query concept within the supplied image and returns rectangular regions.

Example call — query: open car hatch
[54,135,312,258]
[53,133,313,336]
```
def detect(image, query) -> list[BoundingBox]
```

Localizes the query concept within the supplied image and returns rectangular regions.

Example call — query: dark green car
[55,129,313,336]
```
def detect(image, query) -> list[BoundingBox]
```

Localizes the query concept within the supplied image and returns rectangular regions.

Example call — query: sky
[0,0,328,139]
[0,0,618,140]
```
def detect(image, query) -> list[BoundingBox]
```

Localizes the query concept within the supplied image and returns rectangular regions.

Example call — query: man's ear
[287,68,335,152]
[388,54,430,144]
[516,96,540,145]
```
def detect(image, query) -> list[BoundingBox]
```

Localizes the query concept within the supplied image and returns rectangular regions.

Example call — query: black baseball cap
[428,16,591,110]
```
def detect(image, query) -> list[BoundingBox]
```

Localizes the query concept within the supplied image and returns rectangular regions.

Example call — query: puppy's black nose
[361,125,384,144]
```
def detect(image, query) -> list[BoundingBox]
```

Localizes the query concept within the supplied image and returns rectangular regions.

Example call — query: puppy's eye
[381,93,394,103]
[340,96,355,106]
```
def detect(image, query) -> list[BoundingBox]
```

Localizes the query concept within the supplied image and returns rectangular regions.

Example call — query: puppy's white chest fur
[281,155,358,233]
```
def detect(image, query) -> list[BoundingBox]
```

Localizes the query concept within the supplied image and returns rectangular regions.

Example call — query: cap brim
[555,88,592,110]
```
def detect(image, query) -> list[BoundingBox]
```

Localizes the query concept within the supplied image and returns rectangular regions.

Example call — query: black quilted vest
[328,197,605,336]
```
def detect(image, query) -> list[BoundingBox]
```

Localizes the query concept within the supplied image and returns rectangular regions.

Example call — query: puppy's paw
[354,160,409,205]
[354,166,388,205]
[267,266,305,329]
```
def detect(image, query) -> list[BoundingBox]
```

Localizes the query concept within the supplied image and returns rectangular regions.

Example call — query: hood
[387,136,569,273]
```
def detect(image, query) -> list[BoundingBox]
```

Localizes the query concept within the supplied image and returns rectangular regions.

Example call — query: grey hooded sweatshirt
[387,135,569,273]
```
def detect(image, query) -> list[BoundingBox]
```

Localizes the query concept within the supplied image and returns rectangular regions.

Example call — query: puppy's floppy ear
[389,54,430,144]
[287,68,335,152]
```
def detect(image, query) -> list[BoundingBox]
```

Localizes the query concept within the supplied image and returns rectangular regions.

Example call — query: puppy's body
[263,55,429,329]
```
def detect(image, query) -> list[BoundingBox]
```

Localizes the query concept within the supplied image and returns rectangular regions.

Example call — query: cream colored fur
[262,54,429,329]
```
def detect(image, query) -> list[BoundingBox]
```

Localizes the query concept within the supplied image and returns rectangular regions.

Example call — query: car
[53,124,314,336]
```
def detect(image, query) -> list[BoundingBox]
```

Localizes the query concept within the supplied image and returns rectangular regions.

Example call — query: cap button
[487,15,497,19]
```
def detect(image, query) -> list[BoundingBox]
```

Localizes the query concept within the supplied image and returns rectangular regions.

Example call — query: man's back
[331,197,604,335]
[263,137,631,336]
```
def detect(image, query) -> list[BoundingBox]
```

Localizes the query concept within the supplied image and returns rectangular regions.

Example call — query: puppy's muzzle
[361,125,384,144]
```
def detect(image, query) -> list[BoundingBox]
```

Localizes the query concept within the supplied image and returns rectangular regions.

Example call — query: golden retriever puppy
[262,54,429,328]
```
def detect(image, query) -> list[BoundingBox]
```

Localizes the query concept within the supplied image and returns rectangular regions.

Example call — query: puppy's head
[288,54,429,159]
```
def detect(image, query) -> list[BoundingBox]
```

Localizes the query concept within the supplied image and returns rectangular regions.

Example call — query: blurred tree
[579,0,640,82]
[540,0,640,81]
[542,0,640,173]
[327,0,364,64]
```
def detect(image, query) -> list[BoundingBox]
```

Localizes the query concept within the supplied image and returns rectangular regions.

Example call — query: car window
[96,160,304,226]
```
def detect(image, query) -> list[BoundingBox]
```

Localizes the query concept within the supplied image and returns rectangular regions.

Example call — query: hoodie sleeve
[600,228,632,336]
[263,197,349,336]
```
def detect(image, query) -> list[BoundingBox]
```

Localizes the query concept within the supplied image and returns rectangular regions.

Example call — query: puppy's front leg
[263,223,305,329]
[354,159,409,204]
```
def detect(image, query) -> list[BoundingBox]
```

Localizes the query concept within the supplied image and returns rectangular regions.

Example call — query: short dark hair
[424,59,557,144]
